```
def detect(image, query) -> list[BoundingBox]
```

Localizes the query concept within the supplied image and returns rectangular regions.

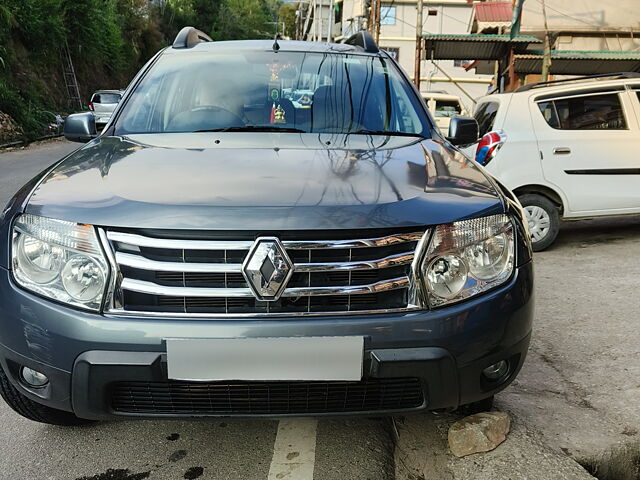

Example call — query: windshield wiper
[348,129,426,138]
[195,126,307,133]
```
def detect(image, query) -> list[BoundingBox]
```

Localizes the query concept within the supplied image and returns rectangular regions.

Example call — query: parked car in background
[422,91,468,133]
[467,73,640,250]
[0,29,533,425]
[89,90,122,128]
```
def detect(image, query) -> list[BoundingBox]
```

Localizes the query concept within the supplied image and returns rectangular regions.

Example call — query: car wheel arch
[512,185,564,216]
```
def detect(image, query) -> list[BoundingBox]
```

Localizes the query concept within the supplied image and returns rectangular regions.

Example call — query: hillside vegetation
[0,0,294,142]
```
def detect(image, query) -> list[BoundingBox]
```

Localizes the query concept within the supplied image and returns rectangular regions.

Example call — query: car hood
[25,133,503,230]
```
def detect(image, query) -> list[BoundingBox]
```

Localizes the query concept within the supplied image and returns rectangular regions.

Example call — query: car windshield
[114,49,430,137]
[95,93,121,104]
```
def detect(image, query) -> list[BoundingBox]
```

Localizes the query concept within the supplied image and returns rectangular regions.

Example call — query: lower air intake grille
[111,378,424,415]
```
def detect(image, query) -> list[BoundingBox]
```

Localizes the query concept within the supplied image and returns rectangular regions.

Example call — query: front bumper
[0,262,533,419]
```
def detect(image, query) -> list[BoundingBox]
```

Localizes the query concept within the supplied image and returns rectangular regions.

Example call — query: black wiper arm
[348,129,426,138]
[195,126,307,133]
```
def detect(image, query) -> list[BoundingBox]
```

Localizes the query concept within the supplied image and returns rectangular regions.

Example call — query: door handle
[553,147,571,155]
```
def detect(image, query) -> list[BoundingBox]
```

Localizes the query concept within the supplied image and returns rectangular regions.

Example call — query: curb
[0,134,64,150]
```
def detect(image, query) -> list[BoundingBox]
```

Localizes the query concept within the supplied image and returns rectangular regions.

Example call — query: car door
[531,88,640,215]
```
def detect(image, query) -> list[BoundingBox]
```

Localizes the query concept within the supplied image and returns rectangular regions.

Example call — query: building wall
[521,0,640,34]
[520,0,640,51]
[340,0,493,112]
[301,2,336,42]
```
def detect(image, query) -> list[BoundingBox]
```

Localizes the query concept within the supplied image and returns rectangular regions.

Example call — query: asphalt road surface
[1,139,638,480]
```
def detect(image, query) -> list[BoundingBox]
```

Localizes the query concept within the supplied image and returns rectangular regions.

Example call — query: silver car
[89,90,122,127]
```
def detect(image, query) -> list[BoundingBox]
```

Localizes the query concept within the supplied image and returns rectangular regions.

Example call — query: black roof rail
[343,31,379,53]
[515,72,640,92]
[173,26,213,49]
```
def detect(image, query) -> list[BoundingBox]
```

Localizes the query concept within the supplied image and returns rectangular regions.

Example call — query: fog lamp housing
[482,360,509,381]
[21,366,49,387]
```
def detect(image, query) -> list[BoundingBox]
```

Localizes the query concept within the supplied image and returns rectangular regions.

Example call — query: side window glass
[552,93,627,130]
[474,101,498,136]
[537,101,560,129]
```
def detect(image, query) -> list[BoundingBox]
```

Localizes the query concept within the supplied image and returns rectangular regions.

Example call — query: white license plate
[165,336,364,381]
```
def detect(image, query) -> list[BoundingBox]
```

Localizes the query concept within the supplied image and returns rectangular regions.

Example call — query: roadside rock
[0,112,22,143]
[395,413,596,480]
[448,412,511,457]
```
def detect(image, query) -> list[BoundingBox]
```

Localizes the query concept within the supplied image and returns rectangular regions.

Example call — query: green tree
[278,2,297,39]
[0,0,286,141]
[211,0,277,41]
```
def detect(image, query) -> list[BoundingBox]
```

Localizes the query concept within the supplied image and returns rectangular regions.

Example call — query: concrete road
[1,139,639,479]
[396,217,640,480]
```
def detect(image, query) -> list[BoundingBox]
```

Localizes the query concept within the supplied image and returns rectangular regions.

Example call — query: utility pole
[374,0,381,43]
[301,1,313,41]
[414,0,424,90]
[327,0,334,42]
[313,0,318,41]
[541,0,552,81]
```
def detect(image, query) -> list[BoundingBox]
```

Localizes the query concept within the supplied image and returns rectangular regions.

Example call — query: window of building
[474,101,499,136]
[537,93,627,130]
[381,6,396,25]
[453,60,473,68]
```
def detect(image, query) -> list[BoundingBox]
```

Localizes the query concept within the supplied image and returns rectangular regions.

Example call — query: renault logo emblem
[242,237,294,301]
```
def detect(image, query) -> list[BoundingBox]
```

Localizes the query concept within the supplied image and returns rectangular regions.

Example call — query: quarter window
[537,101,559,129]
[537,93,627,130]
[474,101,499,136]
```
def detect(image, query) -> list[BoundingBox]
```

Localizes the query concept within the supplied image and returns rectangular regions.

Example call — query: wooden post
[414,0,424,90]
[374,0,382,43]
[541,0,552,81]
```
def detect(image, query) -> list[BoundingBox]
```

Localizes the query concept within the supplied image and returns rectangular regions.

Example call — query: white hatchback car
[467,73,640,250]
[89,90,123,128]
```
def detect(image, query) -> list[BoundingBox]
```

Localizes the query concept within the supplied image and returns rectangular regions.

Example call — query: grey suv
[0,28,533,425]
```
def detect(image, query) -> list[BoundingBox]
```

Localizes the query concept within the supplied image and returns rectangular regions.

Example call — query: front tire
[518,194,560,251]
[0,366,92,426]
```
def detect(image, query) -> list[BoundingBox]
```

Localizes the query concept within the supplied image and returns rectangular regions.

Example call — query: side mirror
[447,116,479,146]
[64,112,97,143]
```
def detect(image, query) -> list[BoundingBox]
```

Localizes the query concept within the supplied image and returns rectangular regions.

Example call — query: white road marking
[267,418,318,480]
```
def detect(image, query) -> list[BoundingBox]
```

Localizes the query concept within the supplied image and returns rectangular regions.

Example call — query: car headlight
[11,214,109,311]
[422,214,514,307]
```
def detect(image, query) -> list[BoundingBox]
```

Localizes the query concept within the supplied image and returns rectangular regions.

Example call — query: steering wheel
[168,105,245,132]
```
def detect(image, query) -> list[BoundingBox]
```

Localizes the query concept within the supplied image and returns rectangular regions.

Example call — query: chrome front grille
[104,230,427,316]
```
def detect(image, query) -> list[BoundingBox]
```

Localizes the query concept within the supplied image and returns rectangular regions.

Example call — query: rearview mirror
[447,116,479,146]
[64,112,97,143]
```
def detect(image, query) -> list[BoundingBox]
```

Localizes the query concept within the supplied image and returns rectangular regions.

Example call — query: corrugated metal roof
[422,34,541,61]
[474,2,512,23]
[422,34,539,43]
[530,49,640,61]
[514,50,640,75]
